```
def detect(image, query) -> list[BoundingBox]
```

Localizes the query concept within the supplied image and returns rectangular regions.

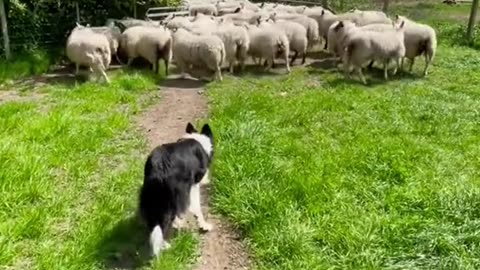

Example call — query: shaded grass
[208,35,480,270]
[0,49,61,85]
[0,71,197,269]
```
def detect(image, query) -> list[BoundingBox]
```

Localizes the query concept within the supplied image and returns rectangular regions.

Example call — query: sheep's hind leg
[383,61,389,80]
[215,66,223,81]
[423,54,431,76]
[409,58,415,72]
[357,67,367,85]
[392,58,400,75]
[290,51,298,66]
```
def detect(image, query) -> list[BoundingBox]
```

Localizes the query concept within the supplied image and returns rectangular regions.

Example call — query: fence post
[0,0,10,60]
[133,0,137,18]
[75,1,80,22]
[466,0,479,44]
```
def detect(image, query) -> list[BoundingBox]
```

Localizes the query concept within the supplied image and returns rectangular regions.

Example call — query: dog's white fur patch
[182,133,213,157]
[150,225,164,256]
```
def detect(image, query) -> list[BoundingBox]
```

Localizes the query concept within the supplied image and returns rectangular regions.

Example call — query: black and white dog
[139,122,214,256]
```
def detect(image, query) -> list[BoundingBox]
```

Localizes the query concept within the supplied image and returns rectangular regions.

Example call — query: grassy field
[0,71,199,270]
[208,2,480,270]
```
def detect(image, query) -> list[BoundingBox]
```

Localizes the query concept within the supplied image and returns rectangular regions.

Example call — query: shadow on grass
[95,214,151,270]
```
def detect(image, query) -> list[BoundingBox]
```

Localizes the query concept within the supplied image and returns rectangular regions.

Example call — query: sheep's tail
[150,225,164,257]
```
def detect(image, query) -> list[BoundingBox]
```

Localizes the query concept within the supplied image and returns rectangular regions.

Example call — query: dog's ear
[186,122,197,133]
[201,124,213,138]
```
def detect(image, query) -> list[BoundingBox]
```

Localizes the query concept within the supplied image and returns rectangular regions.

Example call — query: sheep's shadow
[94,214,151,270]
[160,76,207,89]
[307,50,332,60]
[307,58,339,71]
[327,67,421,87]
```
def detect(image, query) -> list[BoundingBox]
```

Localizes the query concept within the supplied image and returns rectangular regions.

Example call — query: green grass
[0,49,60,85]
[207,6,480,269]
[0,71,197,269]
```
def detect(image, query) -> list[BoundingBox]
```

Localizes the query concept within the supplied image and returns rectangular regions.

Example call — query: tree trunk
[382,0,390,13]
[0,0,10,60]
[467,0,479,44]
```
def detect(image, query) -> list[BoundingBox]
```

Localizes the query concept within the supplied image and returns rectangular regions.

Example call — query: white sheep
[343,21,406,84]
[164,15,195,30]
[245,24,290,73]
[328,21,394,61]
[395,15,437,76]
[66,23,111,83]
[213,20,250,73]
[172,28,225,81]
[261,19,308,66]
[189,3,218,16]
[270,13,319,49]
[88,24,123,64]
[120,26,172,75]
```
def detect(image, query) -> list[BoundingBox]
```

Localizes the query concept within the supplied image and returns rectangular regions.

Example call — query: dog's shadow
[94,214,151,270]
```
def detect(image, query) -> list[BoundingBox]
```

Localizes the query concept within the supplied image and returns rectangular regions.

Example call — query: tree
[0,0,10,59]
[382,0,389,13]
[466,0,479,44]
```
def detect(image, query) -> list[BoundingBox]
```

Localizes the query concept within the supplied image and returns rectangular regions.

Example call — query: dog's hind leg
[189,184,213,232]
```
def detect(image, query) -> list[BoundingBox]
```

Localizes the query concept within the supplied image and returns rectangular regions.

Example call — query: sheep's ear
[321,10,325,15]
[395,14,400,20]
[334,21,344,32]
[201,124,213,138]
[256,17,261,25]
[399,21,405,29]
[186,122,197,134]
[260,2,264,7]
[234,7,241,13]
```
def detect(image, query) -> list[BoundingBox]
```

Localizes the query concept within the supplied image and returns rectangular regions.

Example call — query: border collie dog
[139,122,214,256]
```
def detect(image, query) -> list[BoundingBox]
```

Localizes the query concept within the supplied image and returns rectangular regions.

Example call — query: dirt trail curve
[138,78,251,270]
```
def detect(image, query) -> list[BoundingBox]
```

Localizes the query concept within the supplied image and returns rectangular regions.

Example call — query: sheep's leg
[357,67,367,85]
[127,58,133,66]
[100,68,110,84]
[152,62,158,74]
[75,64,80,75]
[215,66,223,81]
[400,58,405,71]
[264,58,273,72]
[423,54,431,76]
[290,51,298,66]
[409,58,415,72]
[323,37,328,50]
[229,62,234,73]
[284,50,291,73]
[164,59,169,77]
[367,60,374,70]
[392,58,400,75]
[383,61,389,80]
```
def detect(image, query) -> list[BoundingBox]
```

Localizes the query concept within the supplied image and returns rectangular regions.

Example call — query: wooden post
[75,1,80,23]
[466,0,479,44]
[0,0,10,60]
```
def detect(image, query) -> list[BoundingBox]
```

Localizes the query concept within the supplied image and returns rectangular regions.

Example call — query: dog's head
[184,122,214,159]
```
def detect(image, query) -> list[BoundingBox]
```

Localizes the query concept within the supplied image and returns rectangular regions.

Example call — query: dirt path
[139,77,251,270]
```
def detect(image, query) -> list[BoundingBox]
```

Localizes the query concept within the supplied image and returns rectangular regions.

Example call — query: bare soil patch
[138,76,251,270]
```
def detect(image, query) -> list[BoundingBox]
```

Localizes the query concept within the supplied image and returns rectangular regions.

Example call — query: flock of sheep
[65,0,437,85]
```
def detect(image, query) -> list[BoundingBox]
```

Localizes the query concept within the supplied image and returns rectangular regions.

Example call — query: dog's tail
[150,225,164,257]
